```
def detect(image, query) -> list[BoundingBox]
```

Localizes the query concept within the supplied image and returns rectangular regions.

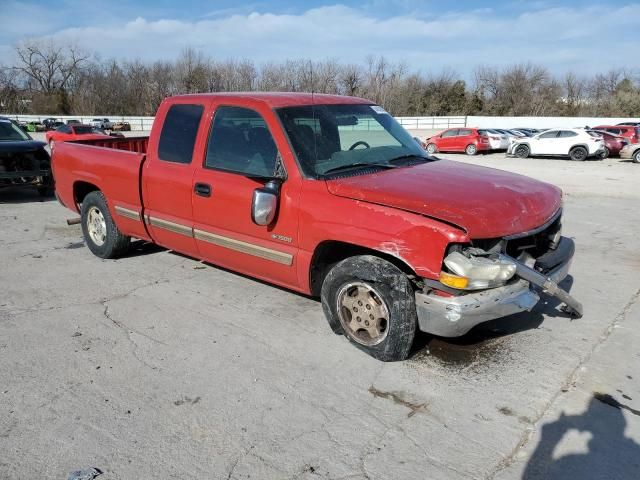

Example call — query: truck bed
[69,136,149,154]
[52,136,151,241]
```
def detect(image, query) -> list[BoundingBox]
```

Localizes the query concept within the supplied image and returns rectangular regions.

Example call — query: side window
[441,129,458,138]
[158,104,204,164]
[205,106,279,177]
[558,131,578,137]
[458,129,472,136]
[539,130,559,139]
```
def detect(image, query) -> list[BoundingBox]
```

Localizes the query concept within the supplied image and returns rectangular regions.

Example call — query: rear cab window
[158,104,204,164]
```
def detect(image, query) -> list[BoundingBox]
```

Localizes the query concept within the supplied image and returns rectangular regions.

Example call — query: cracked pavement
[1,153,639,479]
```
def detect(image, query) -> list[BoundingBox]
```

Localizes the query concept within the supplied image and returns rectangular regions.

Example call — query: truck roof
[168,92,374,108]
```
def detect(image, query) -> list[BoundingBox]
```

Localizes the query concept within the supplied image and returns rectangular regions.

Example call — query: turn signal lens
[439,271,469,289]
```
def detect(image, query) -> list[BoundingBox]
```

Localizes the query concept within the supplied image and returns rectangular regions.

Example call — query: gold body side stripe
[193,228,293,266]
[148,216,193,237]
[114,205,142,222]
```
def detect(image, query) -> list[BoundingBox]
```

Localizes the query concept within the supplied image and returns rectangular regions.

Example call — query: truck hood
[325,160,562,238]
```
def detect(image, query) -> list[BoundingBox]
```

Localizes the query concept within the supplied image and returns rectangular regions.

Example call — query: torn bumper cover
[415,237,582,337]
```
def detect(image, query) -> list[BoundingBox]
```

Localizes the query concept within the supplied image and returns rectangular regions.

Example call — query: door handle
[194,183,212,197]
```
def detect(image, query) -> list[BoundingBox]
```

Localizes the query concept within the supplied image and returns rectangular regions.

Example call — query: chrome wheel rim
[467,145,476,154]
[427,144,436,154]
[336,282,390,346]
[87,207,107,246]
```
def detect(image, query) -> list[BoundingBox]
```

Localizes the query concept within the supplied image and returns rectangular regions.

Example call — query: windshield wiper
[321,162,397,176]
[387,154,434,164]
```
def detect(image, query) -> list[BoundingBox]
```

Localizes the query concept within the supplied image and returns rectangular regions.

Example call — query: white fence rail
[2,113,637,132]
[3,114,155,131]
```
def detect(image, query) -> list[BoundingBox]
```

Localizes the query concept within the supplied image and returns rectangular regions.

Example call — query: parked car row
[45,124,124,149]
[11,117,131,133]
[422,121,639,162]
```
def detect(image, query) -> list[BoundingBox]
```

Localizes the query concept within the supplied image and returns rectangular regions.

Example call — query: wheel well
[569,144,588,152]
[309,240,417,297]
[73,181,100,207]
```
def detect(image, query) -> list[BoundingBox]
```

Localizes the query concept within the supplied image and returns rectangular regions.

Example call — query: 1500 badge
[271,233,292,243]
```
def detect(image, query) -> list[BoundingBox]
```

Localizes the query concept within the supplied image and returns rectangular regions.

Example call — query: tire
[465,144,477,155]
[514,144,530,158]
[320,255,417,362]
[426,143,437,154]
[80,191,130,259]
[49,140,55,150]
[633,150,640,164]
[569,146,588,161]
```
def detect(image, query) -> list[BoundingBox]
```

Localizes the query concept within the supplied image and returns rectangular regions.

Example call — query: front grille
[470,212,562,261]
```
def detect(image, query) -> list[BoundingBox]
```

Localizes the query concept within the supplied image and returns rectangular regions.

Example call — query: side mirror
[252,180,280,226]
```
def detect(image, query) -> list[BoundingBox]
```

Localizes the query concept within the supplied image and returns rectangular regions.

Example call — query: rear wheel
[48,140,55,150]
[426,143,437,154]
[633,150,640,164]
[569,146,588,161]
[465,144,477,155]
[80,191,130,258]
[514,144,530,158]
[321,255,417,362]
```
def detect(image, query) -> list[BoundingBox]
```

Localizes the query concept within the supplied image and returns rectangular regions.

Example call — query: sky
[0,0,638,78]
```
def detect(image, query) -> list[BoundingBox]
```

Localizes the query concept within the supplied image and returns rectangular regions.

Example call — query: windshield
[276,104,429,177]
[0,119,30,141]
[73,126,96,134]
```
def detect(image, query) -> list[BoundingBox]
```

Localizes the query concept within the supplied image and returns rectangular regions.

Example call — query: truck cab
[52,93,582,361]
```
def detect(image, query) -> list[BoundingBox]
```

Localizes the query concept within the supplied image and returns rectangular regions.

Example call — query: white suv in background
[508,128,606,161]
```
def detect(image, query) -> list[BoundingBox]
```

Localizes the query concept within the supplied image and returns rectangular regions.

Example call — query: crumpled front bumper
[415,237,580,337]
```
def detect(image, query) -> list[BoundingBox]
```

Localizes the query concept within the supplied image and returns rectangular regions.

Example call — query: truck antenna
[310,60,317,162]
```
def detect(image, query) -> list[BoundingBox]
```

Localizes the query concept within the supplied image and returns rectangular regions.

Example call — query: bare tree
[13,40,89,94]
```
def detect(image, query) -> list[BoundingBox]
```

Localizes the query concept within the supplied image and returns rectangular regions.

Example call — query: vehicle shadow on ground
[0,187,55,204]
[521,393,640,479]
[410,276,576,364]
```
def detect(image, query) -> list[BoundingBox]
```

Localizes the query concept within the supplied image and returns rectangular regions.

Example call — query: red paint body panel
[52,93,563,295]
[325,160,562,238]
[593,125,640,144]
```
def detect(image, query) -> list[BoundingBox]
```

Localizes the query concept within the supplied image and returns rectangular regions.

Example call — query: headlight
[440,251,516,290]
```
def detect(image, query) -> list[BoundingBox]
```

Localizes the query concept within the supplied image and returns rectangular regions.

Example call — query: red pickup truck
[52,93,582,361]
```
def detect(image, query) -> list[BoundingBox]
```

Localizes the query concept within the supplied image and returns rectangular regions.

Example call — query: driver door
[191,105,301,289]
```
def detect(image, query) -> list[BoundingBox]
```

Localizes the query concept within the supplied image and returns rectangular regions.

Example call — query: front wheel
[321,255,417,361]
[80,191,130,258]
[514,144,530,158]
[633,150,640,164]
[426,143,437,154]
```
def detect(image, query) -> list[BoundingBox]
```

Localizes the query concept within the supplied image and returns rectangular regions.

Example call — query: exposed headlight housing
[440,251,516,290]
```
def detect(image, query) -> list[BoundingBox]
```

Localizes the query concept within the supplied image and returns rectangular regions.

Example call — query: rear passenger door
[191,105,301,289]
[143,102,206,257]
[455,129,473,150]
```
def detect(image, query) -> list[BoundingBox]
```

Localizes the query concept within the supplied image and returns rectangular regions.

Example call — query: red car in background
[592,125,640,144]
[587,130,629,157]
[425,128,491,155]
[45,124,113,149]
